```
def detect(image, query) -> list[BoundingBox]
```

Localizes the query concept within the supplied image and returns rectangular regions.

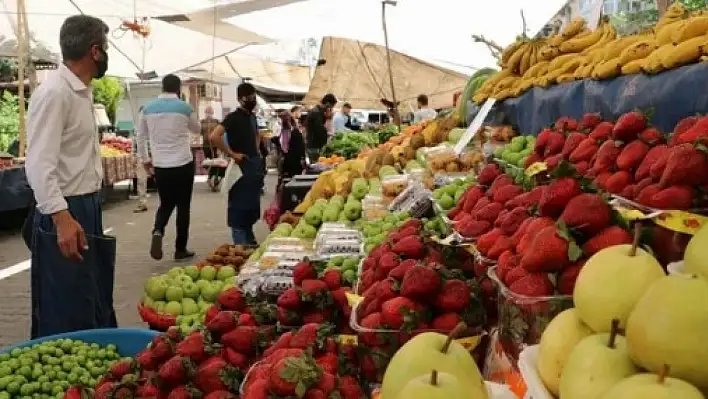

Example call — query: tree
[0,91,19,152]
[92,77,123,123]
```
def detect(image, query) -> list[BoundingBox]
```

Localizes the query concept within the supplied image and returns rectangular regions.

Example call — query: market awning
[303,36,469,111]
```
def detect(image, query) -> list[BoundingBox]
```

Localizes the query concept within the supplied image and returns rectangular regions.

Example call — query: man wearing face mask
[25,15,117,337]
[209,83,264,245]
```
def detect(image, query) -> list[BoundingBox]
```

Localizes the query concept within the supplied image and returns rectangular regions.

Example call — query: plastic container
[1,328,158,357]
[667,261,685,275]
[137,303,177,331]
[381,174,410,198]
[518,345,555,399]
[487,267,573,363]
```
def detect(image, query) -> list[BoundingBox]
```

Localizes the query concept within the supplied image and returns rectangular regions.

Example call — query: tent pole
[16,0,26,158]
[19,0,35,92]
[381,0,400,129]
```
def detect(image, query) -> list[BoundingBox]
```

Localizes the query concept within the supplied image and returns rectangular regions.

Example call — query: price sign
[524,161,548,177]
[654,211,708,235]
[454,98,496,155]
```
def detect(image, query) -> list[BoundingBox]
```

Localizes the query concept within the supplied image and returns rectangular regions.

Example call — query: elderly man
[201,106,221,190]
[25,15,117,337]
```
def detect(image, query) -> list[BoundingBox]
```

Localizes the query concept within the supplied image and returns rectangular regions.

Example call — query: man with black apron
[24,15,117,338]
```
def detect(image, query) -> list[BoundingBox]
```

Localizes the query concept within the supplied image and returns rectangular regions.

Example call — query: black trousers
[153,161,194,251]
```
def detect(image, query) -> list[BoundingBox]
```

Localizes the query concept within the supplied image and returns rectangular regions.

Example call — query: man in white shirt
[137,74,200,261]
[413,94,438,123]
[332,103,360,133]
[25,15,117,338]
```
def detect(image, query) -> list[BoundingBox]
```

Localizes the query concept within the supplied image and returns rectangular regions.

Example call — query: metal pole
[18,0,36,92]
[381,0,400,129]
[16,0,26,157]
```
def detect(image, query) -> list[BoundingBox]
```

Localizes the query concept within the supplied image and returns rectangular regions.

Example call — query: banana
[619,40,657,65]
[560,25,605,53]
[621,58,645,75]
[528,43,539,67]
[519,45,533,75]
[662,34,708,69]
[501,40,526,67]
[539,45,561,61]
[494,76,519,92]
[582,23,617,56]
[556,74,576,84]
[481,69,513,91]
[506,42,529,74]
[533,76,551,88]
[658,20,686,46]
[495,88,513,100]
[604,36,647,60]
[643,43,675,74]
[522,61,550,79]
[548,34,564,47]
[562,17,587,39]
[472,92,489,104]
[513,79,534,96]
[548,53,578,71]
[673,16,708,44]
[591,58,622,80]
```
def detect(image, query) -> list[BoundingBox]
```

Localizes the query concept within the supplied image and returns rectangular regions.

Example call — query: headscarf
[279,111,294,153]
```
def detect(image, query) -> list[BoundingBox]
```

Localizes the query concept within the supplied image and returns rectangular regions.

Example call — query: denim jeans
[231,227,257,245]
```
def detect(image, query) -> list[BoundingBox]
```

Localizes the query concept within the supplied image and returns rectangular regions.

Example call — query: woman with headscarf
[280,106,305,178]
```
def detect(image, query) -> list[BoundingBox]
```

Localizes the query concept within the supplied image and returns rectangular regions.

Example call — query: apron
[30,192,118,338]
[227,154,263,229]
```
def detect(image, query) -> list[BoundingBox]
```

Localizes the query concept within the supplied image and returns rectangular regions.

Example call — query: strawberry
[166,385,201,399]
[338,376,364,399]
[358,313,385,346]
[269,358,298,396]
[524,152,543,168]
[573,161,590,175]
[499,207,529,236]
[315,372,337,394]
[535,128,553,155]
[493,184,524,204]
[158,356,193,386]
[217,288,245,311]
[613,111,646,141]
[636,184,663,207]
[223,347,249,370]
[277,288,302,311]
[64,386,92,399]
[278,306,301,325]
[488,235,514,260]
[238,312,256,328]
[361,256,377,272]
[558,262,584,295]
[509,273,554,296]
[638,127,664,145]
[431,313,463,332]
[538,177,581,217]
[649,148,671,181]
[511,216,534,243]
[204,305,221,325]
[520,226,581,272]
[378,251,400,274]
[150,336,174,362]
[321,269,342,290]
[487,174,514,198]
[388,259,417,281]
[303,311,329,324]
[331,287,350,310]
[206,310,239,334]
[559,193,611,235]
[400,265,441,300]
[392,235,425,259]
[434,279,471,312]
[555,116,578,132]
[650,185,695,210]
[545,154,564,171]
[579,112,602,131]
[562,132,587,157]
[659,143,708,187]
[504,266,530,287]
[620,184,636,200]
[635,144,669,181]
[478,163,502,186]
[588,121,614,142]
[462,187,485,213]
[592,140,622,173]
[293,261,318,286]
[381,296,421,329]
[243,378,269,399]
[674,116,700,136]
[289,323,323,350]
[301,279,329,296]
[633,177,654,197]
[304,389,327,399]
[476,228,504,254]
[677,119,708,144]
[315,353,339,374]
[456,219,491,238]
[221,326,260,355]
[203,392,235,399]
[135,349,158,371]
[616,140,649,171]
[605,170,633,195]
[474,201,504,223]
[472,196,492,212]
[369,242,391,260]
[263,331,293,358]
[135,382,162,398]
[376,277,401,303]
[496,250,520,282]
[516,217,555,248]
[193,356,238,393]
[263,348,305,366]
[582,226,633,256]
[108,358,135,379]
[176,331,211,363]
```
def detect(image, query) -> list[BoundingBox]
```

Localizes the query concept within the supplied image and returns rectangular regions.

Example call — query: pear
[537,308,594,396]
[395,370,473,399]
[559,319,638,399]
[381,323,488,399]
[625,274,708,392]
[573,225,665,332]
[683,223,708,280]
[601,365,705,399]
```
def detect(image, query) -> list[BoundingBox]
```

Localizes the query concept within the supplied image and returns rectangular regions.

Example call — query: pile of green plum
[356,211,411,253]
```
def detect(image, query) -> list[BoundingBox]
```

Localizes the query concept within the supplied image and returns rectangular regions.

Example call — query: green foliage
[92,77,123,123]
[0,91,19,152]
[610,0,707,35]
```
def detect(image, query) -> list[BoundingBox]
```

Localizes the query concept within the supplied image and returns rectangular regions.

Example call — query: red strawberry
[638,127,664,145]
[535,128,553,154]
[488,235,514,260]
[108,359,134,379]
[509,273,554,296]
[206,310,239,334]
[338,376,364,399]
[322,269,342,290]
[520,226,580,272]
[504,266,530,287]
[176,331,211,363]
[592,140,622,173]
[388,259,416,281]
[136,382,162,398]
[559,193,611,235]
[511,216,535,243]
[500,207,529,236]
[582,226,633,256]
[315,353,339,374]
[358,313,384,346]
[456,219,491,238]
[150,336,174,362]
[269,358,299,396]
[277,288,302,311]
[659,143,708,187]
[487,175,514,198]
[593,172,612,190]
[620,184,636,200]
[158,356,192,386]
[538,177,582,217]
[135,349,158,371]
[477,228,504,254]
[378,251,400,274]
[497,251,520,282]
[477,163,502,186]
[193,356,238,393]
[650,185,695,210]
[361,256,377,272]
[515,217,555,251]
[315,372,337,394]
[562,132,587,157]
[369,242,391,260]
[633,177,654,197]
[392,235,425,259]
[263,348,304,366]
[573,161,590,175]
[474,202,504,223]
[223,347,248,370]
[303,311,329,324]
[431,313,463,333]
[579,113,602,131]
[605,170,633,195]
[304,389,327,399]
[613,111,646,141]
[400,265,441,300]
[635,144,669,181]
[377,277,400,302]
[433,279,471,313]
[674,116,700,137]
[221,326,260,355]
[301,279,329,296]
[616,140,649,171]
[472,196,492,212]
[524,152,543,168]
[462,187,485,213]
[493,184,524,204]
[263,331,293,358]
[65,386,92,399]
[636,184,663,207]
[555,116,578,132]
[381,296,421,329]
[217,288,245,311]
[166,385,201,399]
[588,121,614,142]
[558,262,584,295]
[289,323,321,350]
[243,378,269,399]
[278,306,301,325]
[203,392,235,399]
[545,154,564,171]
[649,148,671,181]
[544,131,566,157]
[293,261,317,286]
[204,305,221,325]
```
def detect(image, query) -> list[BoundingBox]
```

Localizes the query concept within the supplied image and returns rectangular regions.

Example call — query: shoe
[174,250,196,260]
[150,233,163,260]
[133,204,148,213]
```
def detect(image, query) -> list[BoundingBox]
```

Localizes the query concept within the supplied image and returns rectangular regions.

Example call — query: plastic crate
[517,345,555,399]
[1,328,158,357]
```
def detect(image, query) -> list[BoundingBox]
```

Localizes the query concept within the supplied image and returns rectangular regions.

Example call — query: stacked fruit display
[100,135,132,157]
[534,227,708,398]
[357,211,412,253]
[494,136,536,169]
[432,174,477,211]
[0,339,122,398]
[475,4,708,103]
[195,244,254,269]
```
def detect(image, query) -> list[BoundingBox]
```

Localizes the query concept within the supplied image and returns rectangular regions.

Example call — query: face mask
[94,48,108,79]
[243,99,257,111]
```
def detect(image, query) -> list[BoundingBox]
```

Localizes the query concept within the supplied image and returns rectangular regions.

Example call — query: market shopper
[201,106,222,190]
[209,82,265,245]
[280,106,306,178]
[305,93,337,162]
[413,94,438,123]
[332,102,360,132]
[137,74,201,261]
[25,15,117,338]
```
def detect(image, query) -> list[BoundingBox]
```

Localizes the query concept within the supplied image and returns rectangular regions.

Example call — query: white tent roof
[0,0,286,79]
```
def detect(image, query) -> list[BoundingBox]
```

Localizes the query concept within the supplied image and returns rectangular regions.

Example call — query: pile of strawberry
[242,323,364,398]
[276,261,354,333]
[525,112,708,210]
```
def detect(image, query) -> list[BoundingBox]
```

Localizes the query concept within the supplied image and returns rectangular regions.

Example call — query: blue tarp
[467,62,708,135]
[0,166,32,212]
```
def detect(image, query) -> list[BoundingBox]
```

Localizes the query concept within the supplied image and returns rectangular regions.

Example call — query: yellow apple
[395,370,473,399]
[683,224,708,280]
[601,368,705,399]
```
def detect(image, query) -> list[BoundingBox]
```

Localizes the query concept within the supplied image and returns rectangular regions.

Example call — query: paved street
[0,175,275,347]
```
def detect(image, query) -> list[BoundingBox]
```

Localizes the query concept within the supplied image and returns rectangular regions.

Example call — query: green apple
[182,282,200,299]
[181,298,199,315]
[176,274,193,285]
[141,295,155,308]
[200,265,217,281]
[184,265,201,281]
[221,283,236,292]
[395,370,471,399]
[200,283,220,302]
[165,286,184,302]
[167,267,184,278]
[342,257,359,271]
[145,277,168,301]
[224,276,237,285]
[164,301,182,316]
[211,280,224,292]
[199,301,212,312]
[153,301,166,313]
[216,266,236,281]
[683,223,708,280]
[600,370,705,399]
[196,279,211,291]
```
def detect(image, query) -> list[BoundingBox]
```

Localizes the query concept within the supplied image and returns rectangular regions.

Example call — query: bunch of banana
[502,39,546,75]
[559,18,613,54]
[655,1,686,30]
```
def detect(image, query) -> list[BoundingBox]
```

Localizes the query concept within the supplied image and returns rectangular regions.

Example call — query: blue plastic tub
[0,328,158,357]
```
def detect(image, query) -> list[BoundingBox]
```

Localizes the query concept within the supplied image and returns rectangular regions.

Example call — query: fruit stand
[100,135,136,186]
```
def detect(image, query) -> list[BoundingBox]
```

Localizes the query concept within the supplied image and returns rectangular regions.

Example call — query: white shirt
[414,108,438,123]
[137,93,200,168]
[25,63,103,215]
[332,112,352,133]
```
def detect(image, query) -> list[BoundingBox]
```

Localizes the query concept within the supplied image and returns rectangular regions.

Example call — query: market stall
[0,160,32,213]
